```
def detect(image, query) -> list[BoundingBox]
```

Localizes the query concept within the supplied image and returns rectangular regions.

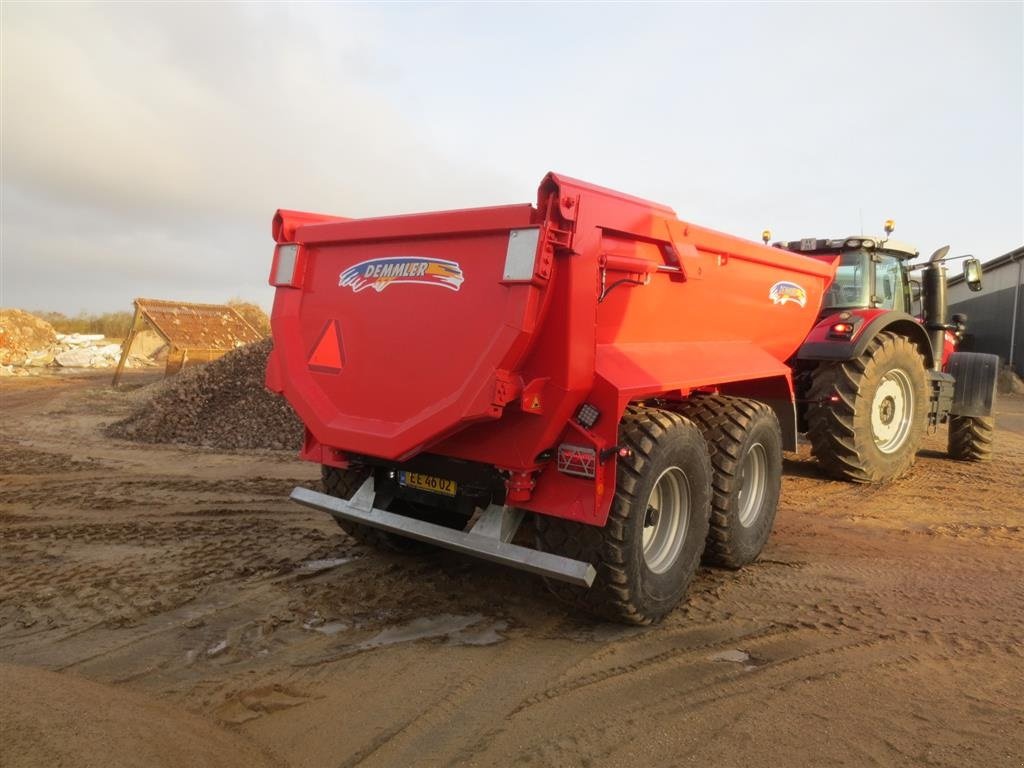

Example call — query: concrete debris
[0,309,161,372]
[106,338,303,451]
[55,343,124,368]
[57,333,107,344]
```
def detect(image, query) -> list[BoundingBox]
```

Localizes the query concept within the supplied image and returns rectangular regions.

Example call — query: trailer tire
[675,396,782,569]
[947,415,994,461]
[535,407,712,625]
[807,331,927,483]
[321,466,431,554]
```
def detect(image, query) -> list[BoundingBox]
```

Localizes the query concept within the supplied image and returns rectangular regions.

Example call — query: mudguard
[797,310,935,368]
[947,352,999,417]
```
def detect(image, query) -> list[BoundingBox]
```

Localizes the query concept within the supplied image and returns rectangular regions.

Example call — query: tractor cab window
[822,250,908,312]
[874,253,906,312]
[823,251,870,309]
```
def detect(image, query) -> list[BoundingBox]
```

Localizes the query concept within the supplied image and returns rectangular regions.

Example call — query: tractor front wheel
[535,407,712,625]
[807,331,928,483]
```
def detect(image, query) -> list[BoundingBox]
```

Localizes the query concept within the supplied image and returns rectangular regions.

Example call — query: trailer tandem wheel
[674,395,782,569]
[806,331,927,483]
[535,407,712,625]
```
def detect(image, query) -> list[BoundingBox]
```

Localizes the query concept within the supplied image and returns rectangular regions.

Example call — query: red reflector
[309,321,343,372]
[557,444,597,478]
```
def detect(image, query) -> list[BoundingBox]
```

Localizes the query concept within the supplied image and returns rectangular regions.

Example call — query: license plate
[398,471,457,497]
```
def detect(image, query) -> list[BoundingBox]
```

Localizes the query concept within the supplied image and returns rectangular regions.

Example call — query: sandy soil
[1,373,1022,767]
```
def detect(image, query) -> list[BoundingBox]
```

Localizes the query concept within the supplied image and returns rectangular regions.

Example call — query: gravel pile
[106,339,303,451]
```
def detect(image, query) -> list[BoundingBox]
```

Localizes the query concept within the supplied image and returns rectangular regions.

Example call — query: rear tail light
[557,444,597,478]
[271,243,303,287]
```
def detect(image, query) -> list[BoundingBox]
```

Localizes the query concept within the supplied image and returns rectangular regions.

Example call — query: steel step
[290,482,597,587]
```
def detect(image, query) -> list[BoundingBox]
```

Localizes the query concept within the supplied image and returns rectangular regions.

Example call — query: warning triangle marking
[309,321,343,371]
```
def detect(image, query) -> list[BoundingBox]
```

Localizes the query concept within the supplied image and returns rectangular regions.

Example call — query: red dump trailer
[267,173,835,623]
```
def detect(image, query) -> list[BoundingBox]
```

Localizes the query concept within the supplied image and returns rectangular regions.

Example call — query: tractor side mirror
[963,258,983,292]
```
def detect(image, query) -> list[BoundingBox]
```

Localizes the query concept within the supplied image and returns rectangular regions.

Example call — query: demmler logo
[768,281,807,308]
[339,257,465,293]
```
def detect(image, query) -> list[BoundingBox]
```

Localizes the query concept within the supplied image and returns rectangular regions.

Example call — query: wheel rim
[871,368,914,454]
[736,442,768,527]
[642,467,691,574]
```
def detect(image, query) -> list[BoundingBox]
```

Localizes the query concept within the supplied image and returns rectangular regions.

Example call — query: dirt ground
[2,373,1022,768]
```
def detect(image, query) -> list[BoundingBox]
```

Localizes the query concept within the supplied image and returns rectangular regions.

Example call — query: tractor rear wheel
[321,466,431,554]
[675,395,783,569]
[535,407,712,625]
[807,331,928,483]
[947,415,994,461]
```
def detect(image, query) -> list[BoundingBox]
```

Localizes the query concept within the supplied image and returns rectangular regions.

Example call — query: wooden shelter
[112,298,263,386]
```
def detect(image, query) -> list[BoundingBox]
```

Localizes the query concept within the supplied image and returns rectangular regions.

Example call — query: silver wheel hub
[736,442,768,527]
[871,369,914,453]
[642,467,690,574]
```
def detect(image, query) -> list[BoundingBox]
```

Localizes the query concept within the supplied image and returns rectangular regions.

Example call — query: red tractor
[778,226,998,482]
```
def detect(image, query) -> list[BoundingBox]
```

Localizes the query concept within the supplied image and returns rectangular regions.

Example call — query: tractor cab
[773,233,919,318]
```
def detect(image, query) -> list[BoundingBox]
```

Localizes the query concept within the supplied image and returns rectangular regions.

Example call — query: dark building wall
[950,282,1024,373]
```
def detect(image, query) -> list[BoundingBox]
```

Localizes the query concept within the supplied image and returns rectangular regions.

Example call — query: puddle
[447,620,508,646]
[314,621,349,636]
[569,624,647,643]
[358,614,506,651]
[710,649,750,664]
[206,639,229,657]
[709,648,765,670]
[298,557,353,576]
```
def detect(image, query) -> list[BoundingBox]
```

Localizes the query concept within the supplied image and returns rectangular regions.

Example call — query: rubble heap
[0,308,161,375]
[0,309,58,366]
[106,338,303,451]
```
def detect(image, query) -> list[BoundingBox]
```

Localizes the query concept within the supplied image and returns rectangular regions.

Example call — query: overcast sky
[2,1,1021,314]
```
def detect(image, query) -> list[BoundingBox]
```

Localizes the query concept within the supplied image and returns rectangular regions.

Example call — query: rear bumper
[291,480,596,587]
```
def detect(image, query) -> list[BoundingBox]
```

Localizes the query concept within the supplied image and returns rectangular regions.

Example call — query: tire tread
[536,407,709,625]
[947,415,994,461]
[806,331,926,483]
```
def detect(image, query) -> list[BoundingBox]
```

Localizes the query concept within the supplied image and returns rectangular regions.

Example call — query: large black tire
[675,395,782,569]
[807,331,928,483]
[535,407,712,625]
[947,415,994,461]
[321,466,431,554]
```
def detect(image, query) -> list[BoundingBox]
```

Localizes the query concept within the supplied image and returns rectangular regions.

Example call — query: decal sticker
[339,257,464,293]
[768,281,807,308]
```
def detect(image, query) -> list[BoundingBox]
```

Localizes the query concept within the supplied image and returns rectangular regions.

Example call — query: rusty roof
[135,298,263,351]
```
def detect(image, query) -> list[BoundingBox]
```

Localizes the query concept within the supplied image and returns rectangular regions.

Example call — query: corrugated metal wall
[948,254,1024,373]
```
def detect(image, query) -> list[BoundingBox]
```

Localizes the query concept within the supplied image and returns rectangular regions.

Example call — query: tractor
[777,223,998,483]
